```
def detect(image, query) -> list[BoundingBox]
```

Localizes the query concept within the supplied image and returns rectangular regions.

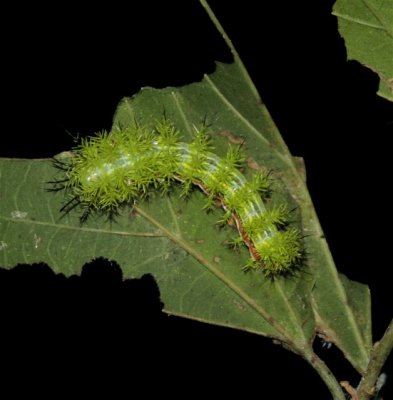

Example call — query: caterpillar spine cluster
[54,120,302,277]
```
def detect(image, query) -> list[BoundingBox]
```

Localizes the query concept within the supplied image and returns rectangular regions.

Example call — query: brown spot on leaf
[232,299,246,311]
[247,156,265,171]
[220,130,246,145]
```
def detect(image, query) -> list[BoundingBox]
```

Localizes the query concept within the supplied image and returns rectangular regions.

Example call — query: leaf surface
[333,0,393,101]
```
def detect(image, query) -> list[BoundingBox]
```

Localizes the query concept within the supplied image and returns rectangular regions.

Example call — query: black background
[1,1,392,398]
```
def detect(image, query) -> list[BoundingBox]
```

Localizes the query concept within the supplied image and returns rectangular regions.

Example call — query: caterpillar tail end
[244,229,303,278]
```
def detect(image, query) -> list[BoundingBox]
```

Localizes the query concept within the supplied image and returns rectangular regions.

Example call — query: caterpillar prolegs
[53,120,302,277]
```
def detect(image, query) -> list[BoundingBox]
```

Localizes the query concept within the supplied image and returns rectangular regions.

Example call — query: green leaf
[333,0,393,101]
[0,64,317,351]
[0,4,371,378]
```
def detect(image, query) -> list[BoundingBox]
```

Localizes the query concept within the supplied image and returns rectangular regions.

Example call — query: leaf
[333,0,393,101]
[0,3,371,374]
[0,62,316,351]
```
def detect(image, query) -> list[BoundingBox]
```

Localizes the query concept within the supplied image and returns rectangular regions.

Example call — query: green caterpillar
[53,120,302,277]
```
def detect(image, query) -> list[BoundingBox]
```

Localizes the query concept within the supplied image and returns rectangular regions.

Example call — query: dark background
[1,1,392,398]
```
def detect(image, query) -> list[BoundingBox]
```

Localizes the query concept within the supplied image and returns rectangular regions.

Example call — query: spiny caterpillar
[53,120,302,277]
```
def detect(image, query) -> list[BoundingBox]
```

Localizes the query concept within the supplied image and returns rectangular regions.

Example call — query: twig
[358,319,393,400]
[308,353,346,400]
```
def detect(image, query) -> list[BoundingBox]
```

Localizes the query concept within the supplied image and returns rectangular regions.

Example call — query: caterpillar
[52,120,302,277]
